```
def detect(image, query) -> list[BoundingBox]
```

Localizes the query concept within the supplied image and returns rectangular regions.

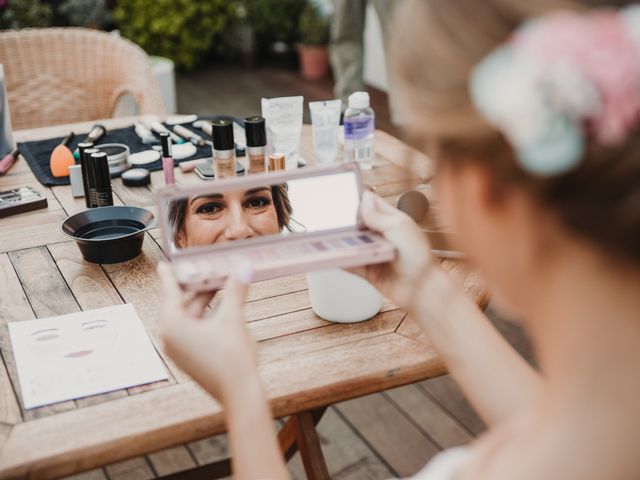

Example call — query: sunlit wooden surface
[0,117,488,479]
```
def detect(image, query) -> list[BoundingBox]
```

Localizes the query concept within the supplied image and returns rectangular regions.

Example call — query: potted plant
[297,1,330,80]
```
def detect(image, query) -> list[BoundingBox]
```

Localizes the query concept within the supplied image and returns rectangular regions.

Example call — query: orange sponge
[50,132,76,178]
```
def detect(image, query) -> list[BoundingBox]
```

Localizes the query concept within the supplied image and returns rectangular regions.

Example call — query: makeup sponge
[50,145,76,177]
[50,132,76,177]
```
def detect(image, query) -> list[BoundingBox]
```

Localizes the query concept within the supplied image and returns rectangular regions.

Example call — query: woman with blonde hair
[157,0,640,478]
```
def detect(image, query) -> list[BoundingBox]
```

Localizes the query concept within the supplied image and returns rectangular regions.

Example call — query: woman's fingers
[184,291,217,318]
[219,263,254,315]
[360,191,398,232]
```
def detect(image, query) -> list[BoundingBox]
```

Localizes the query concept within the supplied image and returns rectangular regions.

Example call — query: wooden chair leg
[291,410,331,480]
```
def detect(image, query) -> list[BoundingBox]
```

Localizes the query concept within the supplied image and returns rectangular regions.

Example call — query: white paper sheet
[8,304,168,409]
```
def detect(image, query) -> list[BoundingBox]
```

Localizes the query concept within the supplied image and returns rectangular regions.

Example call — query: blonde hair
[391,0,640,265]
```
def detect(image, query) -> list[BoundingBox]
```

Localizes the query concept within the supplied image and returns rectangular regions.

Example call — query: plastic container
[344,92,375,170]
[307,269,383,323]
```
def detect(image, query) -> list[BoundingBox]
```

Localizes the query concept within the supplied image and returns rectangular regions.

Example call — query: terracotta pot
[297,45,330,80]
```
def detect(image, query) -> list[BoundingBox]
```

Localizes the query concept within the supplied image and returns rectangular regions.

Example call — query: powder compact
[122,168,151,187]
[95,143,130,175]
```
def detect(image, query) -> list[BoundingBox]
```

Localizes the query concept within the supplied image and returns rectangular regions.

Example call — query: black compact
[122,168,151,187]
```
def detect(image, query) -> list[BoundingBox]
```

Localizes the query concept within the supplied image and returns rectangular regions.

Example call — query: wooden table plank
[100,240,186,384]
[256,309,405,364]
[0,332,444,479]
[1,249,78,421]
[0,255,27,426]
[0,115,486,478]
[48,242,124,311]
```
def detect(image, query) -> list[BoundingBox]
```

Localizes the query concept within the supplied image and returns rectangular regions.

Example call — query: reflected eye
[245,196,271,209]
[196,202,224,215]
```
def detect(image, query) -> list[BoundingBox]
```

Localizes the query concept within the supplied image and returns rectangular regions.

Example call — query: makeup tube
[211,120,236,179]
[91,151,113,207]
[160,132,175,186]
[83,147,99,208]
[77,142,93,204]
[245,116,267,174]
[309,99,342,164]
[261,96,303,170]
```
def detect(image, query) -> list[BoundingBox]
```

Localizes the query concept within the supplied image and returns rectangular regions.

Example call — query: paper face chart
[165,171,361,251]
[9,304,168,409]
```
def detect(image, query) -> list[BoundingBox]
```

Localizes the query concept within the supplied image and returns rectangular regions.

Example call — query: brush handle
[61,132,75,147]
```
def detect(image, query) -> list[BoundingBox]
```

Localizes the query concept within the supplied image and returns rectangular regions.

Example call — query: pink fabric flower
[514,10,640,145]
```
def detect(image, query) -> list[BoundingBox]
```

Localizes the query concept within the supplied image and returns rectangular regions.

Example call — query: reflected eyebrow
[190,194,223,205]
[244,187,270,197]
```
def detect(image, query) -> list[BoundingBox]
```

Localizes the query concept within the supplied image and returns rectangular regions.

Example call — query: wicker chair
[0,27,167,130]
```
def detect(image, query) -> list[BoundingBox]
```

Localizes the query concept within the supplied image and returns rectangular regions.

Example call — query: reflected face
[178,187,281,247]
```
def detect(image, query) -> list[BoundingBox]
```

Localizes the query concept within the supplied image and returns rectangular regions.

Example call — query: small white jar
[307,269,383,323]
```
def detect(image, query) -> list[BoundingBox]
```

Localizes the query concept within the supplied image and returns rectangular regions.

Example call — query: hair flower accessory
[470,6,640,176]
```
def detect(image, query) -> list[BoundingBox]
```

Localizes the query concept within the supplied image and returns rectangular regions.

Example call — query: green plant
[0,0,53,29]
[113,0,241,71]
[58,0,111,28]
[298,1,329,46]
[243,0,305,45]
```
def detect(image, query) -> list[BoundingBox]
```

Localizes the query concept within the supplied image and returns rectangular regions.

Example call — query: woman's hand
[157,262,257,405]
[352,191,437,312]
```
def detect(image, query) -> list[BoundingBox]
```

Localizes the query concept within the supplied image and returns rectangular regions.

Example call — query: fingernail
[362,191,375,210]
[236,261,254,285]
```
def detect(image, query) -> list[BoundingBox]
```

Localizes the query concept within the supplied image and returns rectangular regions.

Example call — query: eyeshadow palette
[0,186,48,218]
[157,163,396,292]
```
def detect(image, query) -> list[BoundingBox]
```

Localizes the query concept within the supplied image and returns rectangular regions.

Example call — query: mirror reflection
[166,171,360,250]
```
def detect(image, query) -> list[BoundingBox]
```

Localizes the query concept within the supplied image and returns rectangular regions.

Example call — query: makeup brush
[50,132,76,177]
[73,125,107,160]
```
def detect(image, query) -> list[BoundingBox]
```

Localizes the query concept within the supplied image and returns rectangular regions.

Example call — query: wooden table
[0,117,487,479]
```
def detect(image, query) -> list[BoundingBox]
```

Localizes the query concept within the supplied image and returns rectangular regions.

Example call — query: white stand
[307,269,383,323]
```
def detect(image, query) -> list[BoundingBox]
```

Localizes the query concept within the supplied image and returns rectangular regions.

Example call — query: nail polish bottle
[160,132,175,186]
[245,116,267,174]
[211,120,236,179]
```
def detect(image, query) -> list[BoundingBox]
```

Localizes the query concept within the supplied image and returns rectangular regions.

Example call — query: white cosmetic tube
[309,99,342,165]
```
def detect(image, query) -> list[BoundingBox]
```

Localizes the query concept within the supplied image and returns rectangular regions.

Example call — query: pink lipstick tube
[0,147,19,176]
[160,132,175,185]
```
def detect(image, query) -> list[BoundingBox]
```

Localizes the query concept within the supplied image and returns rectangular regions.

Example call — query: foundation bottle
[268,153,285,172]
[211,120,236,179]
[245,116,267,174]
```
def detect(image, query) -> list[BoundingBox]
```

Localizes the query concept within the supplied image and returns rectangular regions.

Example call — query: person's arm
[413,266,541,425]
[158,263,289,480]
[355,192,542,425]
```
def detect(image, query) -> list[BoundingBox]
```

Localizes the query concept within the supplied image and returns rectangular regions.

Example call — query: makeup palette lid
[212,120,234,151]
[244,116,266,147]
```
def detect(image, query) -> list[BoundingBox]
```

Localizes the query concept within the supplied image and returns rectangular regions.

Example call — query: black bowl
[62,206,155,264]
